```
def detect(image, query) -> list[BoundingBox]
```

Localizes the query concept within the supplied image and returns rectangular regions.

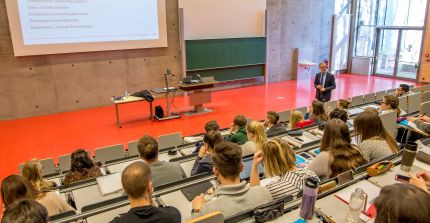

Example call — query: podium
[179,77,218,116]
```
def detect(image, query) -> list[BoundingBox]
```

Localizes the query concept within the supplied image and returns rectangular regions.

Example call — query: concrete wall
[0,0,182,120]
[266,0,334,82]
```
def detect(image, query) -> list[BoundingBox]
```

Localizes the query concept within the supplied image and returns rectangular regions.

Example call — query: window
[354,0,427,57]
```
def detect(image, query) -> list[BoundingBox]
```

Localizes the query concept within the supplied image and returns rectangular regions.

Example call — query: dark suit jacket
[314,72,336,102]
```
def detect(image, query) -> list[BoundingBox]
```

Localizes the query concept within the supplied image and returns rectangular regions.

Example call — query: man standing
[314,62,336,102]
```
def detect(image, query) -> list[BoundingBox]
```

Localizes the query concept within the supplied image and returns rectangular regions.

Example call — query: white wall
[179,0,266,40]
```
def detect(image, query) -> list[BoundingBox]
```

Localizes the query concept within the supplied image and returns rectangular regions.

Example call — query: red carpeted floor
[0,74,415,184]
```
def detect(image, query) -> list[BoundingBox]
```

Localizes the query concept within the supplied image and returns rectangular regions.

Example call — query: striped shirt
[260,169,319,200]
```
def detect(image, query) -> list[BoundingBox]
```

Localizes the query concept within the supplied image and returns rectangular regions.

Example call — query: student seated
[337,99,351,110]
[396,84,411,97]
[1,175,74,216]
[249,138,319,200]
[408,115,430,134]
[329,108,348,123]
[193,120,220,154]
[63,149,102,187]
[326,99,351,114]
[409,171,430,193]
[373,184,430,223]
[225,115,248,145]
[110,162,181,223]
[242,121,267,156]
[191,131,223,176]
[308,119,367,181]
[138,135,186,187]
[305,100,329,124]
[191,142,272,219]
[22,159,57,191]
[354,111,399,162]
[1,199,49,223]
[380,95,402,116]
[290,110,314,129]
[264,111,286,136]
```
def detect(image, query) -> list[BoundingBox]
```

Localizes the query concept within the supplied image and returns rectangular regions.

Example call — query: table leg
[149,102,153,121]
[115,104,122,128]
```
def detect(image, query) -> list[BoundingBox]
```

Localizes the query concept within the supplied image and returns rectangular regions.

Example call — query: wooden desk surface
[179,81,218,91]
[111,96,145,104]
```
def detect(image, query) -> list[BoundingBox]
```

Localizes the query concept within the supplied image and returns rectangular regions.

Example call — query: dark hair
[203,131,224,151]
[204,120,220,132]
[122,161,152,200]
[233,115,247,128]
[137,135,158,161]
[354,111,399,154]
[266,111,280,125]
[400,84,410,93]
[212,142,242,180]
[1,175,37,208]
[1,199,48,223]
[329,108,348,123]
[383,95,400,116]
[70,149,95,174]
[312,100,329,122]
[321,119,367,177]
[374,184,430,223]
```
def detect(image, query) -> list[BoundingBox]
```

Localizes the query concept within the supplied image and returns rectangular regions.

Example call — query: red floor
[0,74,415,184]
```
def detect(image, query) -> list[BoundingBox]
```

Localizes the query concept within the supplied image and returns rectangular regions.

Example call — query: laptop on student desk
[96,173,123,196]
[181,181,214,201]
[240,156,264,181]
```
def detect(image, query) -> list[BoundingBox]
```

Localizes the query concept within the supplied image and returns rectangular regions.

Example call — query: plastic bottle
[299,177,319,220]
[345,188,367,223]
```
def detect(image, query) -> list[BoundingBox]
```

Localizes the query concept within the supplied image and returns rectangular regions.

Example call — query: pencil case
[366,161,393,177]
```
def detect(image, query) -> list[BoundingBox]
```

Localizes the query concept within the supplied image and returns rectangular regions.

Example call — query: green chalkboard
[185,37,266,71]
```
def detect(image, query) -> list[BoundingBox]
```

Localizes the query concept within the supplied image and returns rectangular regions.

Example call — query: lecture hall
[2,0,430,222]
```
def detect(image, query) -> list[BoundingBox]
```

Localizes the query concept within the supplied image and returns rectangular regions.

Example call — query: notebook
[334,180,381,212]
[96,173,123,196]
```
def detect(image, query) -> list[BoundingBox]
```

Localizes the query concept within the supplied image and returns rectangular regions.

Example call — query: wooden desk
[111,96,153,128]
[179,81,218,115]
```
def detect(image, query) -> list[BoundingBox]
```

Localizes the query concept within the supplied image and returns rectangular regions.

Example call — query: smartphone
[395,174,411,183]
[295,137,304,142]
[299,152,313,160]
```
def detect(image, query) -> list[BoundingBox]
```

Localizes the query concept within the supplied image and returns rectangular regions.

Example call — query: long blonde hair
[22,159,54,192]
[262,138,296,177]
[290,110,304,129]
[246,121,267,152]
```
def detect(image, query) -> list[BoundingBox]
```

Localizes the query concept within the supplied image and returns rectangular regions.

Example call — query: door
[374,27,423,80]
[374,29,399,76]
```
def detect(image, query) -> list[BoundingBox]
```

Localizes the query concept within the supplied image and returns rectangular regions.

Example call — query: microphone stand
[156,70,180,121]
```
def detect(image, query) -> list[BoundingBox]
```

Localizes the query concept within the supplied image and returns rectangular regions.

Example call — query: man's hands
[192,194,205,213]
[420,115,430,123]
[198,144,207,158]
[320,87,326,92]
[229,124,238,134]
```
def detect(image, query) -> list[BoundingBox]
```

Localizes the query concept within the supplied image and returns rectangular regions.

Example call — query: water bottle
[124,90,128,99]
[345,188,367,223]
[299,177,319,220]
[401,142,418,172]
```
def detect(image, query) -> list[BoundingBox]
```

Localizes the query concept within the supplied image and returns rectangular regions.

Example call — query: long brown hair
[262,138,296,177]
[337,99,351,109]
[22,159,55,192]
[312,100,329,122]
[374,184,430,223]
[1,175,38,208]
[354,111,399,153]
[321,119,367,177]
[383,95,401,116]
[203,130,224,152]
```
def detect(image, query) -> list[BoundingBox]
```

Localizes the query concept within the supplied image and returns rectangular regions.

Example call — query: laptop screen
[240,157,264,180]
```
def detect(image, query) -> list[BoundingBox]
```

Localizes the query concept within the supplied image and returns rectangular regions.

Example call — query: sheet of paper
[96,173,123,196]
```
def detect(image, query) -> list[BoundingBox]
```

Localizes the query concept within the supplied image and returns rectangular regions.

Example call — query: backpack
[155,106,164,118]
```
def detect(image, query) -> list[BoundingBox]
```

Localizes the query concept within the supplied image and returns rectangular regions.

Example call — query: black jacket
[109,206,181,223]
[314,72,336,102]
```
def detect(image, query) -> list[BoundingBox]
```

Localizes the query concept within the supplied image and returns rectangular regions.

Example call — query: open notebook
[96,173,123,196]
[334,180,380,220]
